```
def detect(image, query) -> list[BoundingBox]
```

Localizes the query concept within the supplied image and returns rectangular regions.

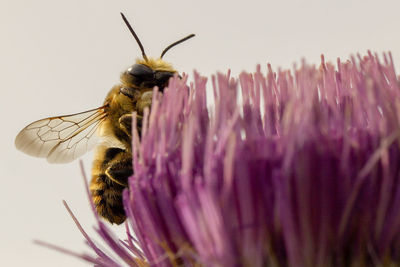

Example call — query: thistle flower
[52,52,400,266]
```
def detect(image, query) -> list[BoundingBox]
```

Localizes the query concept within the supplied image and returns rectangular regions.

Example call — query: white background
[2,0,400,266]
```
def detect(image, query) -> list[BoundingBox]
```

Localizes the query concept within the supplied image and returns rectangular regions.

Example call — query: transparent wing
[15,106,107,163]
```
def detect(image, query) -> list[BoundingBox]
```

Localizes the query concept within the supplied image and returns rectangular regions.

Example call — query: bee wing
[15,106,107,163]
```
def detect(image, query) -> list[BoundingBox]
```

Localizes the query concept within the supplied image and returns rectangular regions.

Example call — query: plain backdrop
[2,0,400,266]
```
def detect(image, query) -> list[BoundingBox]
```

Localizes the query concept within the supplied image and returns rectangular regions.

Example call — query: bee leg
[90,147,132,224]
[105,154,133,186]
[119,113,143,137]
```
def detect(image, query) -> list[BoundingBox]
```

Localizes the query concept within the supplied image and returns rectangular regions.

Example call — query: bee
[14,13,195,224]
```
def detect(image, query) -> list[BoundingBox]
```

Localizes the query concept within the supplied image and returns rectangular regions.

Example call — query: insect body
[15,13,194,224]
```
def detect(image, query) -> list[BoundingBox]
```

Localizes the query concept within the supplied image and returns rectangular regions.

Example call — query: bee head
[121,59,176,91]
[119,13,194,97]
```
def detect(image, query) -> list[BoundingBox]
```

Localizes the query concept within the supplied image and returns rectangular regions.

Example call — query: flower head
[58,52,400,266]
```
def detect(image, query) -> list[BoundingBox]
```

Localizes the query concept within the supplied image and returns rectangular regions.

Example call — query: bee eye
[155,71,174,86]
[127,64,153,78]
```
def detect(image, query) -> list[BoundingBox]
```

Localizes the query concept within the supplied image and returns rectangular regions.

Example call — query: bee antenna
[120,12,148,61]
[160,34,195,59]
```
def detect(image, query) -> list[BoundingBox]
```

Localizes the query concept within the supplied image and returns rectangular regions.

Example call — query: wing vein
[15,105,109,163]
